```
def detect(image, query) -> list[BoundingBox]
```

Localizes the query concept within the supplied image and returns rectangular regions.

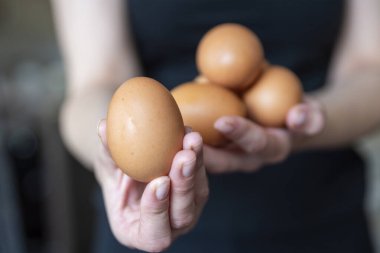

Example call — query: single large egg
[171,82,246,146]
[243,66,303,127]
[196,23,264,91]
[107,77,185,182]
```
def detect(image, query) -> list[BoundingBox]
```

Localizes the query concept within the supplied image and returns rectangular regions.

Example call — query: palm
[102,171,151,245]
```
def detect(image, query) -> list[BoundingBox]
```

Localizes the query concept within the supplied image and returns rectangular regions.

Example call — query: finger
[214,116,267,153]
[138,176,172,252]
[204,146,261,173]
[183,132,209,209]
[204,146,238,173]
[259,128,291,164]
[183,132,202,153]
[169,150,197,230]
[287,102,325,136]
[183,131,203,166]
[193,158,209,211]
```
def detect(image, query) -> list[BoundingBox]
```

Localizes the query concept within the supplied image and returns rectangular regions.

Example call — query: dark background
[0,1,96,253]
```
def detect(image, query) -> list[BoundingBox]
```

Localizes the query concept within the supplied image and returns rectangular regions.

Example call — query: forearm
[52,0,141,168]
[59,86,113,169]
[294,67,380,150]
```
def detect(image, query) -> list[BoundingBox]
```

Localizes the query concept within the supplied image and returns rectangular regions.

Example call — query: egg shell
[171,82,246,146]
[107,77,185,182]
[196,23,264,91]
[243,66,303,127]
[193,75,210,84]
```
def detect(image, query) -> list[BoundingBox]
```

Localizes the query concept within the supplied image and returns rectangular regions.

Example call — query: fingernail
[214,118,234,133]
[182,162,195,178]
[294,110,306,127]
[155,178,170,201]
[97,119,104,139]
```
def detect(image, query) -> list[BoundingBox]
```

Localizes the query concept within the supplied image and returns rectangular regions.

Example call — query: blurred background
[0,1,97,253]
[0,0,380,253]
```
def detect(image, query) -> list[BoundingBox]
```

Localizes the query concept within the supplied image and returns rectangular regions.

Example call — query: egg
[107,77,185,182]
[243,66,303,127]
[196,23,264,91]
[193,75,210,84]
[171,82,246,146]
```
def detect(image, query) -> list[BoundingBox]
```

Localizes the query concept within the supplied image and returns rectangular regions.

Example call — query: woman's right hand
[94,120,209,252]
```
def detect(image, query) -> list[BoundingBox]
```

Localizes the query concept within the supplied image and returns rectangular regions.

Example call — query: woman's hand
[95,121,209,252]
[204,96,325,173]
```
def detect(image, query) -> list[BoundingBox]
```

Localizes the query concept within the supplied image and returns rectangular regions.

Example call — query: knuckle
[254,133,268,151]
[241,140,256,153]
[232,120,250,139]
[191,132,203,148]
[239,127,267,154]
[172,213,195,229]
[174,181,195,196]
[142,202,170,216]
[244,138,266,153]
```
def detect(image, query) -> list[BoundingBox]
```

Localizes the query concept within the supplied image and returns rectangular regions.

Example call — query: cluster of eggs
[172,23,303,146]
[106,23,303,182]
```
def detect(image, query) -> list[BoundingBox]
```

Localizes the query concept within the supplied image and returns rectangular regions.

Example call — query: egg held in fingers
[107,77,185,183]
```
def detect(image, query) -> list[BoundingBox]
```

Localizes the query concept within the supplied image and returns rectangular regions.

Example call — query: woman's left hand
[204,96,326,173]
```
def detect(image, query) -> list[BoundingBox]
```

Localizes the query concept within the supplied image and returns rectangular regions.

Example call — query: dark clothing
[128,0,344,92]
[94,0,374,252]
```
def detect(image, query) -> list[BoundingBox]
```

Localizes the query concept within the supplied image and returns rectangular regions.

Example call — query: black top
[115,0,373,252]
[129,0,344,92]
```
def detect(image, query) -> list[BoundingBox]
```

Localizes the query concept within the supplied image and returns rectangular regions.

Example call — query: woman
[52,0,380,252]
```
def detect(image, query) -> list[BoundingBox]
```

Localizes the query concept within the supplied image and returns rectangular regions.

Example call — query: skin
[96,122,208,252]
[51,0,380,251]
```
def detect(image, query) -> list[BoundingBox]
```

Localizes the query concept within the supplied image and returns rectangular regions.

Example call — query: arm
[298,0,380,149]
[205,0,380,172]
[52,2,209,251]
[51,0,141,168]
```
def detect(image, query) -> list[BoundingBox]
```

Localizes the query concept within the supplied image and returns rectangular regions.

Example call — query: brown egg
[193,75,210,84]
[107,77,185,182]
[171,82,246,146]
[196,23,264,91]
[243,66,303,127]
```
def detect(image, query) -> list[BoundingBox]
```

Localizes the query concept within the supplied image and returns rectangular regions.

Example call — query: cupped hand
[95,121,209,252]
[205,96,325,173]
